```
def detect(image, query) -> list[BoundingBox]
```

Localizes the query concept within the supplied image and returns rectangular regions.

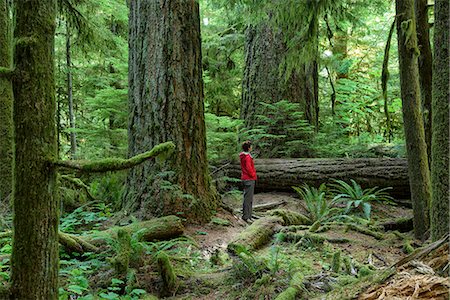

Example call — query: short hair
[242,140,252,152]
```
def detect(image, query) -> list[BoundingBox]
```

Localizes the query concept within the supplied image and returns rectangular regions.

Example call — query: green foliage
[242,100,314,158]
[201,0,245,117]
[60,203,111,233]
[205,113,242,162]
[292,183,336,223]
[331,179,395,219]
[90,172,127,209]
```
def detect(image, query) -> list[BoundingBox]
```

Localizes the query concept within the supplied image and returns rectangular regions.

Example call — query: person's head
[242,140,252,152]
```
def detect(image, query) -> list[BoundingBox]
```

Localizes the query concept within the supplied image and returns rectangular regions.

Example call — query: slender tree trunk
[124,0,218,223]
[430,0,449,241]
[395,0,431,240]
[11,0,59,298]
[241,22,318,129]
[0,0,13,203]
[415,0,433,164]
[66,27,77,159]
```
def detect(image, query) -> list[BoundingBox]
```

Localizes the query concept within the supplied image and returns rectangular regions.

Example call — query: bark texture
[222,158,410,199]
[11,0,59,298]
[0,0,13,202]
[415,0,433,163]
[125,0,217,223]
[240,23,318,129]
[66,29,77,159]
[396,0,432,240]
[430,0,449,241]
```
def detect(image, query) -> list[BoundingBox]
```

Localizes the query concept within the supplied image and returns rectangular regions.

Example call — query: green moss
[331,250,341,273]
[346,224,384,240]
[228,217,283,254]
[55,141,175,172]
[113,229,132,276]
[274,287,297,300]
[403,240,415,254]
[269,209,312,226]
[156,251,176,292]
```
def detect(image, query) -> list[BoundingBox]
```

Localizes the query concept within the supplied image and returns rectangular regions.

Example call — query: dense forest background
[0,0,448,299]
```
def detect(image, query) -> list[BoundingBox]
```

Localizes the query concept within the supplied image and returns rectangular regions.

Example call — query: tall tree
[0,0,13,203]
[11,0,59,298]
[430,0,449,241]
[415,0,433,163]
[396,0,431,240]
[240,22,318,130]
[124,0,218,223]
[66,26,77,159]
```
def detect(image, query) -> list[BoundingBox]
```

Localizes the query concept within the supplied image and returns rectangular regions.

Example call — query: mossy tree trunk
[240,22,318,130]
[124,0,218,223]
[430,0,449,241]
[11,0,59,298]
[66,26,77,159]
[0,0,13,203]
[395,0,431,240]
[415,0,433,164]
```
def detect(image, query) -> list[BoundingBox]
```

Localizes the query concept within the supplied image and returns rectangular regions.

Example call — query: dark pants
[242,180,255,220]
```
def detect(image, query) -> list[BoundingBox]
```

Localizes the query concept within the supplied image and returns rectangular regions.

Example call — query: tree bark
[430,0,449,241]
[396,0,432,240]
[0,0,13,203]
[125,0,218,223]
[11,0,59,298]
[66,27,77,159]
[221,158,410,199]
[240,23,318,130]
[415,0,433,164]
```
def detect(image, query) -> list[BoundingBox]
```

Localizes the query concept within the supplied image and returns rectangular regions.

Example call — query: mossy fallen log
[275,272,304,300]
[227,216,283,254]
[87,215,184,245]
[221,158,410,199]
[268,209,312,226]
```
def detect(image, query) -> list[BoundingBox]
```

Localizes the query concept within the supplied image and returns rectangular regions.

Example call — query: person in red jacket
[240,140,257,223]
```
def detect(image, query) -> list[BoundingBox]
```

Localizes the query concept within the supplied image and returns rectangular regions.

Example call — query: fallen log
[221,158,410,199]
[227,216,283,254]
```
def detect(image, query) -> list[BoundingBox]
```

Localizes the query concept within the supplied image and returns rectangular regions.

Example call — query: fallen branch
[346,224,384,240]
[54,141,175,173]
[253,200,286,212]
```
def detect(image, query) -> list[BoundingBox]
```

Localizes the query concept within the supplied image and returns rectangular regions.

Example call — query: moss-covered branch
[0,67,13,79]
[59,175,95,200]
[54,141,175,173]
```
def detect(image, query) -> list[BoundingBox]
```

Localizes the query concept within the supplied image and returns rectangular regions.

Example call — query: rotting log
[86,215,184,245]
[221,158,410,199]
[227,216,283,254]
[0,216,184,256]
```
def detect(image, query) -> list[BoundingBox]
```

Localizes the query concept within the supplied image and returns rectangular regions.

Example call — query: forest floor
[9,190,445,300]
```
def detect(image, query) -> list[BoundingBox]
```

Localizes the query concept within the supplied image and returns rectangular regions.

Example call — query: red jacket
[240,152,257,181]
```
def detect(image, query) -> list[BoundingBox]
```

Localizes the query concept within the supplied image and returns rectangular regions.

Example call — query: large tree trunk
[222,158,410,199]
[430,0,449,241]
[415,0,433,164]
[11,0,59,298]
[66,28,77,159]
[396,0,432,240]
[124,0,218,223]
[240,23,318,129]
[0,0,13,203]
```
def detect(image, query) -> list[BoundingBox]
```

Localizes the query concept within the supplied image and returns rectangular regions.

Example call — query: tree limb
[54,141,175,173]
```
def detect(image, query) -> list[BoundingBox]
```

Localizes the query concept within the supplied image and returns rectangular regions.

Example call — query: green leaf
[362,202,371,219]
